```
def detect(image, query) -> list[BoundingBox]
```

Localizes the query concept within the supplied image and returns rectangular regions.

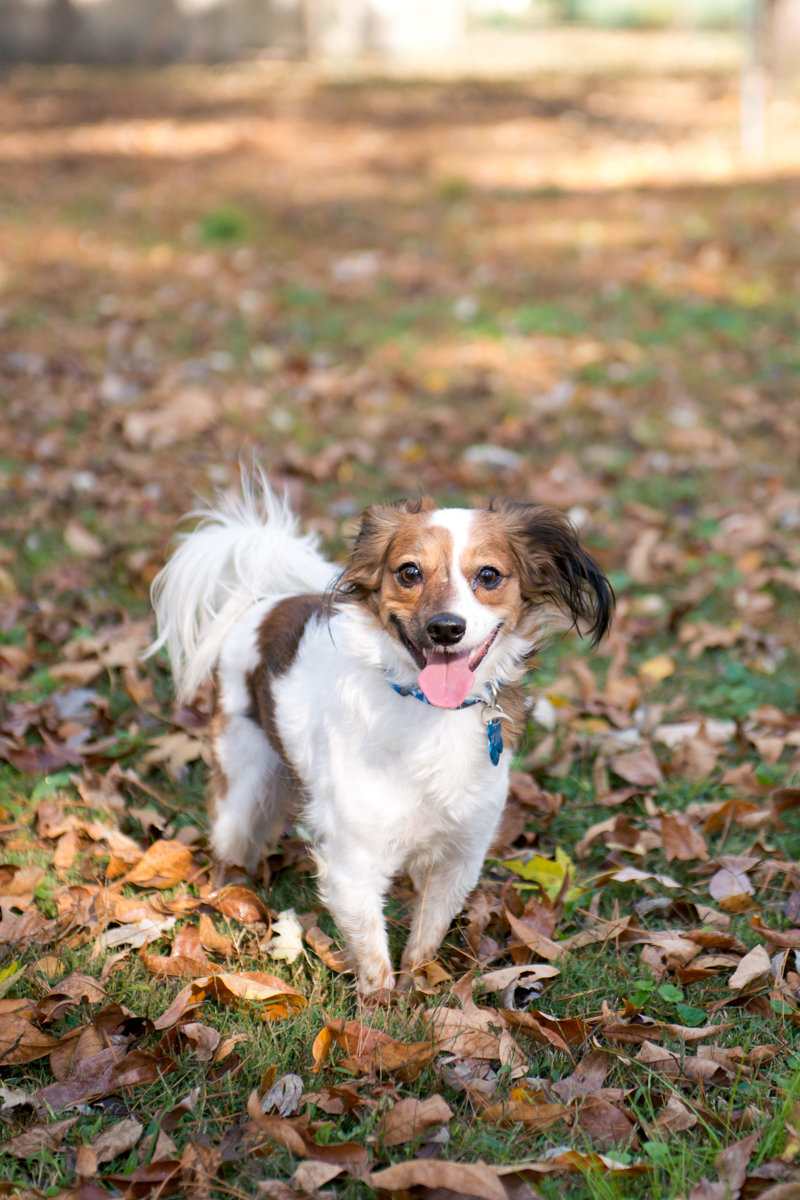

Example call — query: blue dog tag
[487,718,503,766]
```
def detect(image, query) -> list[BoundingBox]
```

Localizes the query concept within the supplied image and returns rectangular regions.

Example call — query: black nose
[426,612,466,646]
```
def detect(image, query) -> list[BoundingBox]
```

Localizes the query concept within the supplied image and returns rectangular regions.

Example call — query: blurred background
[0,0,799,763]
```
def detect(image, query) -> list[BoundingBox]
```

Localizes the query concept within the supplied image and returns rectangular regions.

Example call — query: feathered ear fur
[491,500,614,646]
[330,495,437,607]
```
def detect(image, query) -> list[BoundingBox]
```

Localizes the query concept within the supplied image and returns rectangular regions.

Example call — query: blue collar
[389,681,504,766]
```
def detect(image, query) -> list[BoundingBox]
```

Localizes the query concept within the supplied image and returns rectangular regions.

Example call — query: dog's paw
[357,963,395,995]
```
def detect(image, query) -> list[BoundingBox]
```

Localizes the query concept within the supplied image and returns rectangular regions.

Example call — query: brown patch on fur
[332,496,437,611]
[207,667,227,824]
[247,593,325,769]
[495,681,527,754]
[480,501,614,647]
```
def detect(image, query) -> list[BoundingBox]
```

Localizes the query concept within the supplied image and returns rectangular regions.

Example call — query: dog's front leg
[398,849,485,990]
[316,847,395,993]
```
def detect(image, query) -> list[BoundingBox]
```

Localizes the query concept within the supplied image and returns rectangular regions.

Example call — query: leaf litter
[0,52,799,1200]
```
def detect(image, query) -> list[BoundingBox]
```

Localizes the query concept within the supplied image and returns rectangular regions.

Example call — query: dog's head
[332,497,613,708]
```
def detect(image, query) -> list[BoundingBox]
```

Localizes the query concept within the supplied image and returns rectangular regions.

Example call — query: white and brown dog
[149,475,612,992]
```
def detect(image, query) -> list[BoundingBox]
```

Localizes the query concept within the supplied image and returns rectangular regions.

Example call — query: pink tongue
[418,649,474,709]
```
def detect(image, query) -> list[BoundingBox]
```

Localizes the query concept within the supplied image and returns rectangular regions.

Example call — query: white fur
[149,479,536,992]
[429,507,503,653]
[146,468,335,702]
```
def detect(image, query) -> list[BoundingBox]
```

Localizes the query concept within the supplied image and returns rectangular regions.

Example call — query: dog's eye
[477,566,501,588]
[397,563,422,586]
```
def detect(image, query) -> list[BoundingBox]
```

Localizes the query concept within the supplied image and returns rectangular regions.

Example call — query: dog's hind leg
[208,603,286,876]
[209,709,284,875]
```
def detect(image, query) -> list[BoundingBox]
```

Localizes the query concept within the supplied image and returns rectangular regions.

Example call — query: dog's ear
[331,496,436,606]
[494,501,614,645]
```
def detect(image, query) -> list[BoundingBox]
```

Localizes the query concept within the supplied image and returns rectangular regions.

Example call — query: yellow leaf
[638,654,676,685]
[502,849,583,902]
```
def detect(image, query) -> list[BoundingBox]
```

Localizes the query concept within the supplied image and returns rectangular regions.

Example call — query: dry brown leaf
[574,1096,639,1149]
[608,746,663,787]
[661,813,709,862]
[635,1040,727,1085]
[480,963,561,992]
[709,867,755,911]
[140,731,210,778]
[0,1116,79,1158]
[654,1095,698,1134]
[198,913,234,957]
[64,519,103,558]
[503,905,561,962]
[0,1017,60,1065]
[53,828,80,877]
[181,1138,222,1200]
[153,971,305,1029]
[292,1162,345,1193]
[123,840,195,889]
[246,1089,368,1167]
[728,944,772,989]
[373,1038,436,1082]
[207,886,270,925]
[751,915,800,948]
[671,736,719,782]
[551,1050,610,1100]
[78,1117,142,1176]
[312,1026,335,1073]
[379,1094,453,1146]
[482,1098,571,1131]
[370,1158,509,1200]
[305,924,350,973]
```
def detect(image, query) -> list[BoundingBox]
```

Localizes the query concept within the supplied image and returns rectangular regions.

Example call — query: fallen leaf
[751,916,800,948]
[608,746,663,787]
[370,1158,509,1200]
[198,913,235,956]
[661,813,709,862]
[292,1162,344,1193]
[80,1117,142,1175]
[380,1094,453,1146]
[247,1090,367,1167]
[181,1138,222,1200]
[654,1095,698,1134]
[709,867,755,911]
[123,840,195,889]
[0,1116,78,1157]
[207,886,270,925]
[261,1073,304,1118]
[305,925,350,973]
[124,388,219,450]
[312,1026,335,1073]
[574,1096,639,1149]
[638,654,675,685]
[64,519,103,558]
[483,1098,570,1132]
[266,909,305,964]
[95,916,176,953]
[728,944,772,989]
[551,1050,610,1100]
[154,972,305,1028]
[479,964,560,992]
[671,737,719,783]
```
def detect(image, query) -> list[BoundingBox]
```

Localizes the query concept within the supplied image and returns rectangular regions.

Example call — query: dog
[149,474,613,992]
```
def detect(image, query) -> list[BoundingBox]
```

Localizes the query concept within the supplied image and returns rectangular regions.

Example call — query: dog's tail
[146,468,335,702]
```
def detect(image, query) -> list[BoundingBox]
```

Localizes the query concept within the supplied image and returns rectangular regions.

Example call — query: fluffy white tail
[147,470,336,702]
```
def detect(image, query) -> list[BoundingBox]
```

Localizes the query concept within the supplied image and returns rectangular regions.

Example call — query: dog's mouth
[394,621,500,709]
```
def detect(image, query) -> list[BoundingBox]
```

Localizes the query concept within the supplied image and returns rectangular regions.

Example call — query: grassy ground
[0,60,800,1200]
